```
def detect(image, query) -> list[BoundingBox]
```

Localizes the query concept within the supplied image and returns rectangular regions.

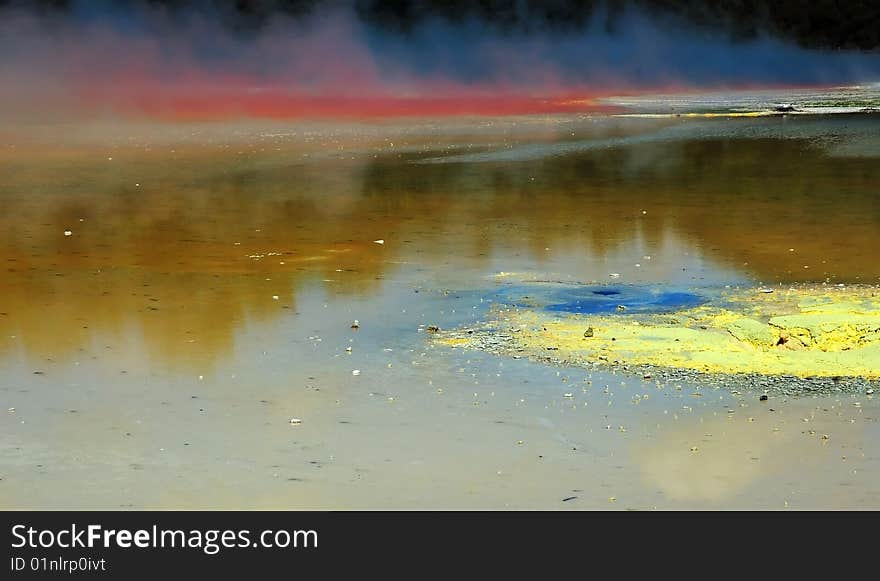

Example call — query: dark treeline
[2,0,879,50]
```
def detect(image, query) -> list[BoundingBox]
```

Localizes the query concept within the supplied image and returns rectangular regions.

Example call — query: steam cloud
[1,0,878,120]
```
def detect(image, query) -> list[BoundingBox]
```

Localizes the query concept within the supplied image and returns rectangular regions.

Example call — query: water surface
[1,114,879,508]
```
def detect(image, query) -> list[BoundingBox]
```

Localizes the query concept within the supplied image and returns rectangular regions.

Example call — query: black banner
[0,511,872,577]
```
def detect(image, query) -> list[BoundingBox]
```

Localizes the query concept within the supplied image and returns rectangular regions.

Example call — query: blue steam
[5,1,880,87]
[361,7,880,86]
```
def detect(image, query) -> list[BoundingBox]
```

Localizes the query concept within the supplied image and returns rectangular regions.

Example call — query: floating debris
[351,320,360,329]
[352,369,361,376]
[426,325,440,333]
[289,418,303,426]
[63,230,72,236]
[373,239,385,245]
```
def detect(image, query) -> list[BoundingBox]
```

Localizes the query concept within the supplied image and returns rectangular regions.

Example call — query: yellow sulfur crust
[438,286,880,378]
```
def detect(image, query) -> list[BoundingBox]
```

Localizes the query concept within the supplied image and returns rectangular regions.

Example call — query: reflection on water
[1,115,879,508]
[633,397,876,508]
[3,116,879,368]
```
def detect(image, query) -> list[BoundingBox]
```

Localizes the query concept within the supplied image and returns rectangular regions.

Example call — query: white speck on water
[352,369,361,376]
[63,230,72,236]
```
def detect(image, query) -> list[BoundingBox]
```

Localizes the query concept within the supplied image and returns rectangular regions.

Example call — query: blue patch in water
[591,288,621,296]
[545,286,705,315]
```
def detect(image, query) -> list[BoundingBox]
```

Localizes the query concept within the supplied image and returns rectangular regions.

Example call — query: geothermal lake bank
[437,282,880,396]
[1,108,879,509]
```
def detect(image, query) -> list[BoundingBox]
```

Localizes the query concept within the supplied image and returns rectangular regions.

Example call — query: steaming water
[1,114,879,508]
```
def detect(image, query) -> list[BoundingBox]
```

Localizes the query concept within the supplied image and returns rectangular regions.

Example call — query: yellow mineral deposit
[439,286,880,379]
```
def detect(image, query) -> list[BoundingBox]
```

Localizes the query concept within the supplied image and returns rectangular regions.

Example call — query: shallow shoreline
[615,107,879,118]
[604,83,880,118]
